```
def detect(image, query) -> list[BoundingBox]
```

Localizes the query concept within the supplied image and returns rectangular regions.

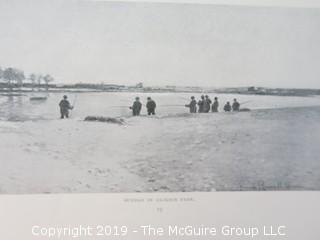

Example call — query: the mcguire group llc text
[31,225,287,238]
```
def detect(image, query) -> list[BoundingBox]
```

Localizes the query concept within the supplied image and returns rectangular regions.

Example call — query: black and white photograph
[1,0,320,193]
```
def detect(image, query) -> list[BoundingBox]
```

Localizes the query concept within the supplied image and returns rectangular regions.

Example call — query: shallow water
[0,92,320,121]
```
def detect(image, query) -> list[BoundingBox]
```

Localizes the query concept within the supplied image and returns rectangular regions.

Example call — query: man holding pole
[59,95,74,119]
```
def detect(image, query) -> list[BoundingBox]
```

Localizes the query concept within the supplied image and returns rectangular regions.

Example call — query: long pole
[72,94,77,107]
[240,100,252,106]
[159,104,185,107]
[69,94,77,117]
[178,96,190,101]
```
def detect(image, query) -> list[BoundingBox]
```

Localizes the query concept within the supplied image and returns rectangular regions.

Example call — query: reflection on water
[0,92,320,121]
[0,95,30,121]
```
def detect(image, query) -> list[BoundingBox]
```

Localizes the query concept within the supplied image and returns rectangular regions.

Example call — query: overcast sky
[0,0,320,88]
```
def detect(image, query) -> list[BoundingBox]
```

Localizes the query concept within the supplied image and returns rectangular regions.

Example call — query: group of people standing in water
[128,95,241,116]
[58,95,241,118]
[185,95,240,113]
[130,96,156,116]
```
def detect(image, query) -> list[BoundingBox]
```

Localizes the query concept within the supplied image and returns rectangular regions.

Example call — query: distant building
[248,86,255,92]
[101,84,125,90]
[135,82,143,88]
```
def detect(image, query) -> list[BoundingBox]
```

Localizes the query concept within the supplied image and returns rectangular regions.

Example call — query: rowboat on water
[29,96,48,101]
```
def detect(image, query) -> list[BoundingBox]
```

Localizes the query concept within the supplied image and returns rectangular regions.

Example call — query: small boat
[30,96,48,101]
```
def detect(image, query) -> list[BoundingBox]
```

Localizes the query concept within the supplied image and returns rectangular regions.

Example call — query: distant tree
[15,69,25,88]
[3,68,15,88]
[29,73,37,91]
[0,67,3,81]
[3,68,25,90]
[37,75,43,89]
[43,74,54,91]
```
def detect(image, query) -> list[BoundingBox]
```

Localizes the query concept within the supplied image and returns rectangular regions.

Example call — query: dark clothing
[224,103,231,112]
[203,98,212,113]
[185,99,197,113]
[147,109,155,115]
[146,100,156,115]
[59,99,72,118]
[232,101,240,111]
[131,100,142,116]
[212,100,219,112]
[197,100,205,113]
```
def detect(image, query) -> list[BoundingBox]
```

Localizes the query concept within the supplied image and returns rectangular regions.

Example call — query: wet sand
[0,106,320,193]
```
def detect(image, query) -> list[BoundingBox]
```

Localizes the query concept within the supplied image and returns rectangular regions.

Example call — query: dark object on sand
[84,116,125,125]
[239,108,251,112]
[30,96,47,101]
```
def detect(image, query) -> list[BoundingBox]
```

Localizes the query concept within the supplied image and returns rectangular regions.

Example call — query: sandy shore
[1,106,320,193]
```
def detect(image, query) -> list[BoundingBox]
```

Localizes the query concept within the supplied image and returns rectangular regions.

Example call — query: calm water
[1,92,320,121]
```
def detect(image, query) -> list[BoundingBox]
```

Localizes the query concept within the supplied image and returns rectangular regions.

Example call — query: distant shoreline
[1,85,320,97]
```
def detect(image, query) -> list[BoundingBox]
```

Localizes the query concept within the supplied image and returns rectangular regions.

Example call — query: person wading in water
[59,95,73,119]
